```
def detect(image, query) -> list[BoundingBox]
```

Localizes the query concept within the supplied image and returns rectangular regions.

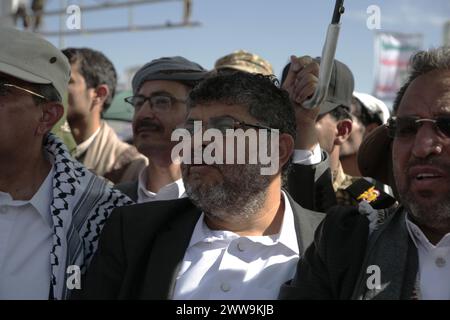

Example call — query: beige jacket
[78,121,147,184]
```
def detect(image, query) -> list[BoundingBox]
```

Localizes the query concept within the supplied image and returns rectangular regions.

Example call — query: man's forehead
[187,102,252,120]
[398,70,450,116]
[138,79,188,94]
[0,72,34,88]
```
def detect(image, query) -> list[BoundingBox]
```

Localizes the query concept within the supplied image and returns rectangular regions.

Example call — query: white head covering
[353,92,390,124]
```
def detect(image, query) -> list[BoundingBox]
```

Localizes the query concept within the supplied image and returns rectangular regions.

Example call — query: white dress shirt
[136,168,186,203]
[292,144,322,165]
[0,166,54,299]
[172,191,299,300]
[406,215,450,300]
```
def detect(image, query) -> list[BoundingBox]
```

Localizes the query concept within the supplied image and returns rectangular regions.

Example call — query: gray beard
[183,164,272,222]
[400,191,450,232]
[394,157,450,234]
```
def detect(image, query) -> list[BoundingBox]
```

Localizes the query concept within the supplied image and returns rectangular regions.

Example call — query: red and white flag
[373,32,423,100]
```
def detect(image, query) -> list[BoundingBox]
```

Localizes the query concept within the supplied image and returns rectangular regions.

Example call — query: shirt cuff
[292,144,322,165]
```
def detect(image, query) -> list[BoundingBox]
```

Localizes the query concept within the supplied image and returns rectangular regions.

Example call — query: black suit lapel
[130,181,139,202]
[285,190,326,256]
[139,205,202,299]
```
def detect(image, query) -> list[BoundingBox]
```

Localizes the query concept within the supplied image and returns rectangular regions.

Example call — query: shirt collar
[29,164,54,228]
[277,191,299,254]
[0,158,54,229]
[187,190,299,255]
[137,167,185,202]
[405,214,450,251]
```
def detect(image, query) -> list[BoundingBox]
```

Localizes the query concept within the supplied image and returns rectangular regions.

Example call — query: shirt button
[0,207,7,214]
[220,283,231,292]
[435,257,446,268]
[237,242,245,252]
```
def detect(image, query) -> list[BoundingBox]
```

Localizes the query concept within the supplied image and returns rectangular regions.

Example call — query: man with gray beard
[183,163,271,222]
[280,47,450,300]
[72,71,325,300]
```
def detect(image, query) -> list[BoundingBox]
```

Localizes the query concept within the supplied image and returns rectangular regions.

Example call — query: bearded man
[280,47,450,300]
[73,71,325,300]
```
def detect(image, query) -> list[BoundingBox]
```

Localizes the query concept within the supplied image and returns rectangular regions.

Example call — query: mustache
[181,162,222,171]
[405,157,450,172]
[134,118,163,132]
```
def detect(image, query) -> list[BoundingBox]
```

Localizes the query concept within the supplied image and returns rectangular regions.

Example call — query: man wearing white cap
[0,27,132,300]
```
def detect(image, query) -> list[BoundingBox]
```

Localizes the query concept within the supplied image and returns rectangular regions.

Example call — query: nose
[134,100,156,119]
[411,122,443,158]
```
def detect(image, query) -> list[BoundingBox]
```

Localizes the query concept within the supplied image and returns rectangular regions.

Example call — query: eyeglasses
[0,83,47,100]
[387,116,450,138]
[181,116,276,135]
[124,94,186,113]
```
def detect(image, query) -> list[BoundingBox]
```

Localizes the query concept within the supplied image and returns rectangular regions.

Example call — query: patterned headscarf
[44,133,133,299]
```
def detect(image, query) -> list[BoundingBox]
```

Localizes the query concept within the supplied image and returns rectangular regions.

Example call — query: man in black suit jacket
[280,47,450,300]
[73,71,325,300]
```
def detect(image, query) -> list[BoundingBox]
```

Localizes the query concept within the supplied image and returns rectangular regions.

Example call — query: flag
[373,32,423,100]
[444,21,450,46]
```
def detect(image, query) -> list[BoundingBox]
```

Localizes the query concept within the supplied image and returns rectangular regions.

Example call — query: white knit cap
[353,92,390,124]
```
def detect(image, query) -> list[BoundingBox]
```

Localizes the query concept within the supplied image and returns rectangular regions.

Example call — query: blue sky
[38,0,450,96]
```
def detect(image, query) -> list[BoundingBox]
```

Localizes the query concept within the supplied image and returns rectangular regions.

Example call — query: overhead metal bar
[39,20,200,36]
[42,0,183,16]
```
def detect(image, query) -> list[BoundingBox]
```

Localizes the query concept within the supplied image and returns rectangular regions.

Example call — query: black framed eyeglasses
[181,116,276,135]
[0,82,47,100]
[124,94,186,112]
[387,116,450,138]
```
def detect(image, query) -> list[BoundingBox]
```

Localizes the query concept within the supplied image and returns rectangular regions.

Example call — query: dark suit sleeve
[287,151,337,212]
[279,216,334,299]
[279,206,370,300]
[71,208,126,299]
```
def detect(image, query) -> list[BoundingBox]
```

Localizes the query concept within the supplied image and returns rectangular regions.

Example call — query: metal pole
[58,0,66,48]
[302,0,345,110]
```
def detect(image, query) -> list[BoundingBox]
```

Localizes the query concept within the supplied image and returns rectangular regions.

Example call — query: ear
[278,133,295,171]
[36,102,64,136]
[334,119,353,146]
[93,84,110,111]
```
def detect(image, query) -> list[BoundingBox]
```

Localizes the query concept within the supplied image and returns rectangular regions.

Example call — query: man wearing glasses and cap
[280,47,450,300]
[116,56,208,203]
[0,27,132,300]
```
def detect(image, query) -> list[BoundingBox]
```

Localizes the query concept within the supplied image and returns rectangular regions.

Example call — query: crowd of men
[0,26,449,300]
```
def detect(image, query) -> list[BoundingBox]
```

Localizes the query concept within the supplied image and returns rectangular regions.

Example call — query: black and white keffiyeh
[44,133,133,299]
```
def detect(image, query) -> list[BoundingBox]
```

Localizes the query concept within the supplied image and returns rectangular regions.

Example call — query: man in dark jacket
[73,71,325,300]
[280,47,450,300]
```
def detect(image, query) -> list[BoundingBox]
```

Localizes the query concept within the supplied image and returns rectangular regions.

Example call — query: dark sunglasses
[387,116,450,138]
